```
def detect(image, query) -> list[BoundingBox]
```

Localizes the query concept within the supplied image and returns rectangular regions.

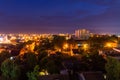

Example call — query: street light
[105,42,117,48]
[10,57,14,60]
[63,43,68,49]
[83,43,89,51]
[106,43,112,48]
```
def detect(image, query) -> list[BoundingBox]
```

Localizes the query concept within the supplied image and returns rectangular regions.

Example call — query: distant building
[75,29,91,40]
[0,36,11,44]
[58,33,72,40]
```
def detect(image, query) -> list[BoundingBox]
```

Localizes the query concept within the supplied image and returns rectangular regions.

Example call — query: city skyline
[0,0,120,34]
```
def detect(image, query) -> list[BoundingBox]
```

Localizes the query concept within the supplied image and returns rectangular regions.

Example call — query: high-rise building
[75,29,90,40]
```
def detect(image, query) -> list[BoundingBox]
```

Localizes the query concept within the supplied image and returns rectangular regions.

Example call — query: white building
[75,29,90,40]
[0,36,11,44]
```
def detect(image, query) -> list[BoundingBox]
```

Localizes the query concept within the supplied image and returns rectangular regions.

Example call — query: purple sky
[0,0,120,34]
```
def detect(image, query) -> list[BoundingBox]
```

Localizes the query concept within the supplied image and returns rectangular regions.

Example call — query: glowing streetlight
[106,43,112,48]
[63,43,68,49]
[105,42,117,48]
[83,43,89,51]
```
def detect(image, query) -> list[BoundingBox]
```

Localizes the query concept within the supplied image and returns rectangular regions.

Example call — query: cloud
[0,0,120,33]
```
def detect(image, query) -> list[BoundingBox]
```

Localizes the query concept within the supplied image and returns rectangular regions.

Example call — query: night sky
[0,0,120,34]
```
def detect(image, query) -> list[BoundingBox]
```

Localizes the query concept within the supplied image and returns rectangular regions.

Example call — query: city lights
[83,43,89,50]
[105,42,117,48]
[63,43,68,49]
[0,0,119,79]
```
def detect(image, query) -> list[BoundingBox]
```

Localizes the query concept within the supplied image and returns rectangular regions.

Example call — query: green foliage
[37,51,49,70]
[34,38,54,52]
[0,51,11,75]
[27,65,40,80]
[39,56,49,70]
[46,60,60,74]
[81,52,106,72]
[40,57,59,74]
[38,51,48,61]
[39,54,65,74]
[0,51,11,66]
[24,52,37,71]
[52,35,66,49]
[106,57,120,80]
[16,52,38,80]
[1,59,21,80]
[88,35,118,50]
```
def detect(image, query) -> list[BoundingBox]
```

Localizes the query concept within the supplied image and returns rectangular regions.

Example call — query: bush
[106,57,120,80]
[1,59,21,80]
[27,65,40,80]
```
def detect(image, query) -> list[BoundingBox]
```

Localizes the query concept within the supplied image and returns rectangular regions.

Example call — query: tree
[27,65,40,80]
[22,52,37,71]
[52,35,66,50]
[39,54,64,74]
[39,56,49,70]
[106,57,120,80]
[46,60,60,74]
[0,51,11,65]
[34,38,54,53]
[0,51,11,75]
[1,59,21,80]
[38,51,48,61]
[81,52,106,72]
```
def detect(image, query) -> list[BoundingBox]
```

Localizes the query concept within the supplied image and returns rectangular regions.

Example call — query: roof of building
[80,72,105,80]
